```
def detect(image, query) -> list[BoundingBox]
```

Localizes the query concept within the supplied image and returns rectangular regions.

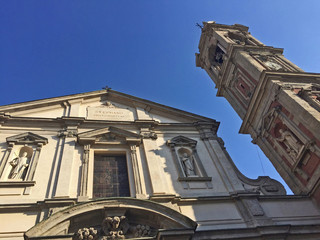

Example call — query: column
[54,131,77,198]
[79,144,90,200]
[129,144,145,198]
[0,143,14,179]
[142,138,169,195]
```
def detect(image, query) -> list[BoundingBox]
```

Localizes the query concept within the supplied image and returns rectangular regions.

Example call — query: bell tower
[196,21,320,203]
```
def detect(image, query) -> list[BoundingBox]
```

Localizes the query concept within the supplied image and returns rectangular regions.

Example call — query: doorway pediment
[78,127,141,145]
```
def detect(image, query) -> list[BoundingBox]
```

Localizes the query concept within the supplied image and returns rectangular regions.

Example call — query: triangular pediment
[6,132,48,145]
[0,89,217,125]
[78,127,141,144]
[167,135,197,146]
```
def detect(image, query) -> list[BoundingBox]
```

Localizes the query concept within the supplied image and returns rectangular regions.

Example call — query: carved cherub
[101,216,129,239]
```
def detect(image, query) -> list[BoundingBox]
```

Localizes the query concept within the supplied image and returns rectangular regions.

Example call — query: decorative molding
[0,112,11,127]
[135,120,158,140]
[139,128,157,140]
[178,177,212,182]
[57,129,78,138]
[194,121,219,140]
[0,181,35,187]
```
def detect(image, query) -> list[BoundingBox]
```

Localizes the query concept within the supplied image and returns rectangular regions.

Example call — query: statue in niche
[8,151,30,180]
[180,152,197,177]
[276,129,303,159]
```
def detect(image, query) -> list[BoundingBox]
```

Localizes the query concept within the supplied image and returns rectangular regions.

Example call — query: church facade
[196,22,320,205]
[0,89,320,239]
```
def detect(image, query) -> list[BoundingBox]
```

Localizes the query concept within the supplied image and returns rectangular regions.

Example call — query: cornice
[0,90,107,112]
[0,114,218,133]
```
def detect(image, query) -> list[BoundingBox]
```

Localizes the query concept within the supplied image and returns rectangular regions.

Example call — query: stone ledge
[0,181,35,187]
[178,177,212,182]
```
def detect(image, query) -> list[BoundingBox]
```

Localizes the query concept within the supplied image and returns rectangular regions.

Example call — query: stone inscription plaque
[87,107,134,121]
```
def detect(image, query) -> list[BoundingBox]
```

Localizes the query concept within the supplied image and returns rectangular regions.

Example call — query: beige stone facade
[0,89,320,239]
[196,22,320,206]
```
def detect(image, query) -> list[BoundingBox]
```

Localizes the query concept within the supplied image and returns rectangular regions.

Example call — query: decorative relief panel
[73,215,156,240]
[252,54,299,72]
[260,103,320,182]
[229,66,257,108]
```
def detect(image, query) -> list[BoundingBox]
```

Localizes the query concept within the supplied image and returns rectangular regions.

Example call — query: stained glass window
[93,155,130,198]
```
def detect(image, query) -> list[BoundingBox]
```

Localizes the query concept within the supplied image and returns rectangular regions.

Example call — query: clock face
[265,61,282,71]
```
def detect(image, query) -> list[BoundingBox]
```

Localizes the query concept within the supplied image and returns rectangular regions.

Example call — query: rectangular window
[93,154,130,198]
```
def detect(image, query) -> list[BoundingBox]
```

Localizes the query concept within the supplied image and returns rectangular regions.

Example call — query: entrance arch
[25,198,197,239]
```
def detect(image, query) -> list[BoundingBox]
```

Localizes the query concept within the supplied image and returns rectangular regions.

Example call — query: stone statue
[180,153,197,177]
[8,151,30,180]
[276,129,303,159]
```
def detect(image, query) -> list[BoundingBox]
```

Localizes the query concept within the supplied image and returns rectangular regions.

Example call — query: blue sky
[1,1,320,193]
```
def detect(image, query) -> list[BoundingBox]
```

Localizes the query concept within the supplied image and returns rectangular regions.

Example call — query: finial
[196,23,203,30]
[102,86,112,91]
